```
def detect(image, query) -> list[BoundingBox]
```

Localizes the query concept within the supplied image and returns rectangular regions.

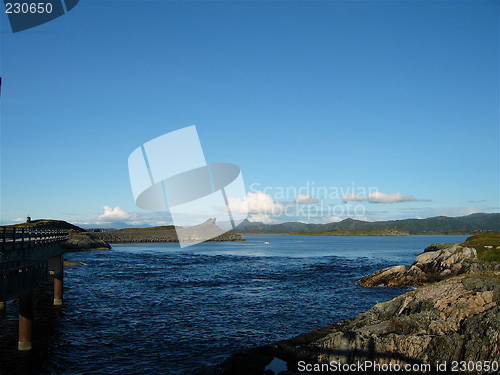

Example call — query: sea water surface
[0,235,468,374]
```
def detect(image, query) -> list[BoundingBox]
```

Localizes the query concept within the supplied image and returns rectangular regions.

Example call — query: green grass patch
[461,233,500,262]
[68,233,89,240]
[67,229,91,240]
[11,219,52,228]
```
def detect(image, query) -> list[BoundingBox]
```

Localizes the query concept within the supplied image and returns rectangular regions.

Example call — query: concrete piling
[49,255,63,305]
[18,290,34,350]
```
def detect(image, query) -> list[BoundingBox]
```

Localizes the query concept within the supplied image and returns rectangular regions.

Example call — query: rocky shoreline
[194,233,500,375]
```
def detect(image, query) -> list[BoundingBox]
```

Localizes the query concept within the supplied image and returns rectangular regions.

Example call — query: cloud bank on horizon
[342,191,430,204]
[66,192,496,229]
[295,194,319,204]
[80,184,492,228]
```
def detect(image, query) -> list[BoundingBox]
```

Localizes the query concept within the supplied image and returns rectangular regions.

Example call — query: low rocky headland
[91,219,245,244]
[62,230,112,251]
[194,233,500,375]
[92,229,244,243]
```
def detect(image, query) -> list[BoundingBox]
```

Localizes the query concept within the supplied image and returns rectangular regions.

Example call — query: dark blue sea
[0,235,468,374]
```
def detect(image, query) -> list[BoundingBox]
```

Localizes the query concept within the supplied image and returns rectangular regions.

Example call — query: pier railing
[0,227,68,301]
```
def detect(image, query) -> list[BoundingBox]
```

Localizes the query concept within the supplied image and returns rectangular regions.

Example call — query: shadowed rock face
[297,275,499,369]
[193,240,500,375]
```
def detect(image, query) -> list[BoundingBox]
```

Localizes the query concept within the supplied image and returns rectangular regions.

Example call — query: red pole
[53,255,63,305]
[18,290,34,350]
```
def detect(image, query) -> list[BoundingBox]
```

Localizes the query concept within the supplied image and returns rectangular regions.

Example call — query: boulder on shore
[358,243,499,287]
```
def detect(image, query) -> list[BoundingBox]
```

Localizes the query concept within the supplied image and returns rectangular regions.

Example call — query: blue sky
[1,0,498,227]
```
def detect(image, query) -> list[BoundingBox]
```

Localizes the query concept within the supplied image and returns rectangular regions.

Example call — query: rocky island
[91,218,245,244]
[194,233,500,374]
[62,229,111,251]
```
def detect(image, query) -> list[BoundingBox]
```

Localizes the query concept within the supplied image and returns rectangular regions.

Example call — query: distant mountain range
[234,213,500,235]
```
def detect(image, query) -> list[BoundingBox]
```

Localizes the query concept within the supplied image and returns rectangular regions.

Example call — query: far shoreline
[235,231,476,236]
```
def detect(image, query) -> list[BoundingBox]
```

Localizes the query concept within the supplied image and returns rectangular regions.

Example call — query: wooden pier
[0,226,67,350]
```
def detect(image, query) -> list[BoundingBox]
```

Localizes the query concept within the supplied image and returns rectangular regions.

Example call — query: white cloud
[228,191,285,215]
[97,206,133,221]
[366,192,418,203]
[79,208,174,228]
[342,191,420,204]
[248,213,280,224]
[294,193,319,204]
[328,216,343,223]
[351,215,369,221]
[342,193,363,202]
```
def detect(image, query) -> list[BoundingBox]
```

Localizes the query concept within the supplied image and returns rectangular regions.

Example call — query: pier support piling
[0,300,6,322]
[49,255,63,305]
[18,290,34,350]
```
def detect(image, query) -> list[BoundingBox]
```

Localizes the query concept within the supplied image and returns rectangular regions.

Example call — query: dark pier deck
[0,227,67,350]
